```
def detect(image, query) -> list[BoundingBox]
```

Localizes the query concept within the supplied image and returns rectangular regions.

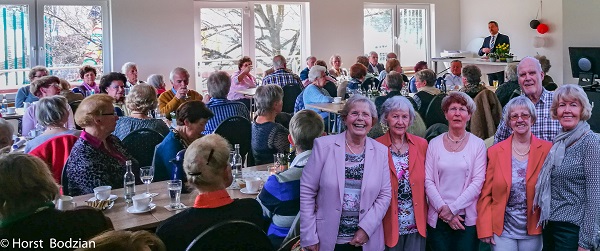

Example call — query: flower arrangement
[494,43,513,59]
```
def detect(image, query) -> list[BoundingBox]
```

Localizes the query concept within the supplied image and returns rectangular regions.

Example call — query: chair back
[61,163,70,195]
[185,220,273,251]
[424,93,448,128]
[122,128,165,167]
[282,84,302,113]
[277,235,300,251]
[69,100,83,130]
[214,116,253,166]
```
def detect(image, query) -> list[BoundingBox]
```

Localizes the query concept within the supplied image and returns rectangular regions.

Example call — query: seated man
[367,51,384,76]
[158,67,203,119]
[262,55,302,88]
[444,60,463,91]
[15,66,48,108]
[299,56,316,82]
[257,110,324,248]
[203,71,249,134]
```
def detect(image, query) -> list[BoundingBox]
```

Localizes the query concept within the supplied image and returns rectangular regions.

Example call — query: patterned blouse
[337,152,365,243]
[392,149,418,235]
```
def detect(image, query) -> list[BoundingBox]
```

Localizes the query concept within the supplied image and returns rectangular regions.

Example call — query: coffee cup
[132,194,152,211]
[6,107,15,114]
[57,195,75,211]
[245,177,262,193]
[93,186,112,200]
[333,97,342,103]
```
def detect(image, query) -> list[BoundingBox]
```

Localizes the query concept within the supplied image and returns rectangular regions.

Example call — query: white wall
[110,0,460,90]
[460,0,563,83]
[563,0,600,84]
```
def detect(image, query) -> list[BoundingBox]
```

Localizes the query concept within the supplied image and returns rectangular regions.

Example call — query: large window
[1,0,109,89]
[364,5,430,68]
[195,2,305,90]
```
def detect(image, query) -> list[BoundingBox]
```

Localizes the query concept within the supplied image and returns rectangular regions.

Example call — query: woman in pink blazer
[300,95,392,251]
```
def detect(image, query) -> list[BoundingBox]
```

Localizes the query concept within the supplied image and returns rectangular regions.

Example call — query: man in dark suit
[367,51,385,76]
[478,21,510,85]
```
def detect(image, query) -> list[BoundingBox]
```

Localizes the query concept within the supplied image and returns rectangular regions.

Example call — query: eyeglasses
[448,107,468,113]
[510,114,531,121]
[110,85,125,89]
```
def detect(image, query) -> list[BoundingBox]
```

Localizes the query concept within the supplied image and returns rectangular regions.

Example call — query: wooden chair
[185,220,273,251]
[214,116,254,166]
[122,128,165,167]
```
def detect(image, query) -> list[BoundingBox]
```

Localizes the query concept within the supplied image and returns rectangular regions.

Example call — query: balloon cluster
[529,19,549,34]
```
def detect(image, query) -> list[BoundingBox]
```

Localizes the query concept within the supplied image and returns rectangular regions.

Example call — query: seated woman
[346,63,368,95]
[409,61,428,93]
[0,153,113,244]
[228,56,256,111]
[328,54,348,79]
[153,101,213,181]
[73,65,100,97]
[78,230,165,251]
[15,66,47,108]
[22,76,75,137]
[112,84,169,140]
[375,71,406,116]
[0,118,14,153]
[535,55,556,91]
[24,96,80,153]
[495,63,520,107]
[99,72,129,116]
[64,94,138,196]
[251,85,289,165]
[155,134,265,251]
[146,74,167,96]
[59,78,84,104]
[459,65,485,99]
[314,60,339,97]
[303,65,334,121]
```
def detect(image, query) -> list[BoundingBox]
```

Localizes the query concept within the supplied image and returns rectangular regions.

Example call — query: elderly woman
[477,96,552,251]
[122,62,144,87]
[304,65,334,119]
[228,56,256,110]
[375,71,405,116]
[22,76,75,137]
[534,55,556,91]
[203,71,249,135]
[495,63,520,107]
[534,84,600,251]
[424,91,486,251]
[153,101,214,181]
[251,84,289,165]
[64,94,138,196]
[375,96,428,251]
[112,84,169,140]
[459,65,485,99]
[379,58,408,86]
[15,66,47,108]
[59,78,84,103]
[155,134,264,251]
[413,69,443,128]
[409,61,428,93]
[146,74,167,95]
[74,65,100,97]
[300,95,391,251]
[346,63,366,95]
[0,153,113,243]
[0,118,13,153]
[329,54,348,78]
[24,96,80,153]
[315,60,339,97]
[99,72,129,116]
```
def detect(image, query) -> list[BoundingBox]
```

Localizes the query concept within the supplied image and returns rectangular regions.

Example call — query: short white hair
[121,62,137,74]
[308,65,327,82]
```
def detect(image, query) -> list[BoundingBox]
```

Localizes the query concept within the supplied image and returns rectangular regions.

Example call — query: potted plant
[495,43,510,62]
[488,53,498,62]
[506,53,515,63]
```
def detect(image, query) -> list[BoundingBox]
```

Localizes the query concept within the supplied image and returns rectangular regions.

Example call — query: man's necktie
[490,35,496,51]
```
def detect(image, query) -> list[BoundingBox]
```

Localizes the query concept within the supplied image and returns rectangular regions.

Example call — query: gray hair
[462,65,482,85]
[207,71,231,99]
[126,84,157,114]
[306,56,316,62]
[386,71,404,91]
[289,110,324,152]
[273,55,286,69]
[415,69,436,87]
[442,91,477,115]
[35,96,70,128]
[504,63,518,82]
[518,56,543,74]
[255,84,283,116]
[380,96,416,127]
[169,67,190,82]
[308,65,327,82]
[504,96,538,125]
[184,134,231,190]
[369,51,378,57]
[0,119,13,149]
[330,54,341,64]
[551,84,593,121]
[341,94,378,121]
[146,74,164,89]
[535,55,551,73]
[121,62,137,74]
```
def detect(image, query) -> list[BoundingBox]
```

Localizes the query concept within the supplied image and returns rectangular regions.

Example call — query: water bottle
[287,144,295,170]
[1,98,7,113]
[123,160,136,203]
[232,144,243,178]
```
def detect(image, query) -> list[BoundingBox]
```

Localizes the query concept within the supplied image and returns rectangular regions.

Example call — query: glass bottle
[232,144,243,178]
[123,160,136,203]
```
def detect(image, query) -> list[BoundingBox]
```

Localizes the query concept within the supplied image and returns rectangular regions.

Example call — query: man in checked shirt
[494,56,562,144]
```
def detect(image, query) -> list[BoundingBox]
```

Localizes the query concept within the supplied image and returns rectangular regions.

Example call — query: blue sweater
[153,130,185,181]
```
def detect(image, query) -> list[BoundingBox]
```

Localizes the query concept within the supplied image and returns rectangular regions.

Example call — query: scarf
[533,120,590,226]
[193,189,234,209]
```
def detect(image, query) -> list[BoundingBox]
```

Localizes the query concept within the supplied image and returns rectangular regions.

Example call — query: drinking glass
[273,153,288,172]
[140,166,154,195]
[167,179,183,209]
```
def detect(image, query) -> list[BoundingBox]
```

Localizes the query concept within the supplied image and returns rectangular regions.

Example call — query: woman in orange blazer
[376,96,428,251]
[477,97,552,251]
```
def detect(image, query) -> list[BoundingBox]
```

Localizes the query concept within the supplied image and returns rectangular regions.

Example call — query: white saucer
[240,188,259,195]
[2,112,16,115]
[88,194,118,202]
[127,203,156,214]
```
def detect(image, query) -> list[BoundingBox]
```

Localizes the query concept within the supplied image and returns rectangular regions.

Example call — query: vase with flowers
[494,43,512,62]
[488,53,498,62]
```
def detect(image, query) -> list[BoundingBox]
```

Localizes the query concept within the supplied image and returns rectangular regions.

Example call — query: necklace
[391,136,406,153]
[512,142,531,156]
[345,140,364,155]
[446,132,467,144]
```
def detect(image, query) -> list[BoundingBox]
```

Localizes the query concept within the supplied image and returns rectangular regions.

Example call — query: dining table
[72,164,270,231]
[305,101,345,134]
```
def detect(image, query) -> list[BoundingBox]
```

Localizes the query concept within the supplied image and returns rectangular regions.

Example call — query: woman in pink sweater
[424,92,487,251]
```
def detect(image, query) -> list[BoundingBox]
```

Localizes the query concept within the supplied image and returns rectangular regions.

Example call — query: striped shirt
[204,98,249,135]
[494,89,561,144]
[262,69,302,88]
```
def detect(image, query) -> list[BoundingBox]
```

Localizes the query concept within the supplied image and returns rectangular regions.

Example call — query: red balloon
[537,23,549,34]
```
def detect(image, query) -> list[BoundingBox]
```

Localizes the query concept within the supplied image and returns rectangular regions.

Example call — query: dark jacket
[478,33,510,56]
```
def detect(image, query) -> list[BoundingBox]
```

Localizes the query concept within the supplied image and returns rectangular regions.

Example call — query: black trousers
[335,243,363,251]
[487,71,505,86]
[542,221,580,251]
[426,218,479,251]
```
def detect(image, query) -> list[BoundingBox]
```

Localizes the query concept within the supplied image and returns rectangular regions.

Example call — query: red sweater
[29,134,79,184]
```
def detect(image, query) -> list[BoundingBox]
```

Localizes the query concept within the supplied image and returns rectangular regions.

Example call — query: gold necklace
[512,142,530,156]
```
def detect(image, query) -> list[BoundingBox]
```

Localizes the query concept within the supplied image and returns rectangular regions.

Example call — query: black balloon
[530,20,541,29]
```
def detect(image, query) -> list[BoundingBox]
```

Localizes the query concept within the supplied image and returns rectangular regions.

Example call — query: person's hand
[304,244,319,251]
[482,48,491,54]
[438,205,453,222]
[349,228,369,247]
[202,93,211,103]
[243,64,253,74]
[448,215,465,231]
[577,246,589,251]
[480,237,496,245]
[176,87,188,99]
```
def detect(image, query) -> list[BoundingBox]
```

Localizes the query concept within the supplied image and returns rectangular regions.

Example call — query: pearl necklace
[345,140,364,155]
[512,142,530,156]
[446,132,467,144]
